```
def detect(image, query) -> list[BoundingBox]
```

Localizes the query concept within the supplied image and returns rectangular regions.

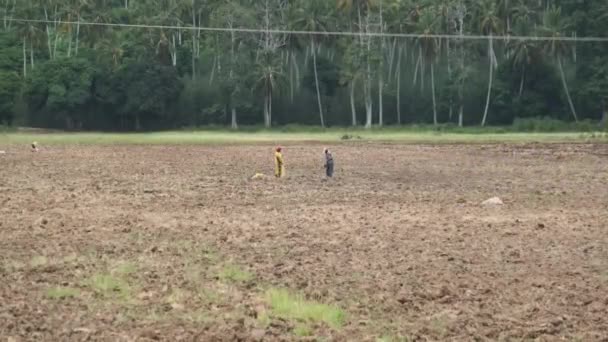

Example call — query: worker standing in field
[324,148,334,178]
[275,146,285,178]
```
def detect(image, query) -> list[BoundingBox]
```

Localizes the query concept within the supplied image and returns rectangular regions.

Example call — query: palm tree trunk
[387,37,397,82]
[311,39,325,128]
[75,18,80,56]
[350,80,357,126]
[557,56,578,122]
[481,36,494,127]
[378,72,383,126]
[396,46,402,125]
[431,62,437,125]
[67,28,72,57]
[22,37,26,78]
[292,52,300,91]
[413,50,420,86]
[30,40,34,69]
[519,66,525,98]
[364,80,372,129]
[53,26,59,58]
[209,56,216,85]
[365,37,373,129]
[264,89,270,128]
[44,7,52,58]
[447,38,453,120]
[231,107,238,129]
[458,104,464,127]
[268,86,272,126]
[289,51,294,102]
[171,34,177,66]
[420,49,425,92]
[191,8,197,80]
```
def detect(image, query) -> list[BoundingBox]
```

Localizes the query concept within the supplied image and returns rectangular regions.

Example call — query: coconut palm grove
[0,0,607,131]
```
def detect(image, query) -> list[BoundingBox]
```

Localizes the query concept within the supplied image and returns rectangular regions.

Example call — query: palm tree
[15,3,43,77]
[476,0,502,126]
[538,5,578,122]
[291,0,332,128]
[64,0,91,57]
[336,0,374,127]
[506,18,538,97]
[416,7,440,125]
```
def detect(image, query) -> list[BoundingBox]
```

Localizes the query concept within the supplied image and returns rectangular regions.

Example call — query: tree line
[0,0,607,131]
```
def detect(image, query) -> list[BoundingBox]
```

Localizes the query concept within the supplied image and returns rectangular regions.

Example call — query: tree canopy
[0,0,607,130]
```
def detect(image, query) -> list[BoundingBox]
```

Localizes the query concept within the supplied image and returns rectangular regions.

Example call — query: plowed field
[1,143,607,341]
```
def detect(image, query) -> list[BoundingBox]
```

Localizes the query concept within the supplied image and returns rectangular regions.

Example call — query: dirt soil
[1,143,608,341]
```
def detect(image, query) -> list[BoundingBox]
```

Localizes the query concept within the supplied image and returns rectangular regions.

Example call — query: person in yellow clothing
[274,146,285,178]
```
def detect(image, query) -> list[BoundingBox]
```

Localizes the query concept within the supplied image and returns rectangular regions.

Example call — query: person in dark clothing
[324,148,334,177]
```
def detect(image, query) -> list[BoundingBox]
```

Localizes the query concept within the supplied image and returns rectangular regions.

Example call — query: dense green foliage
[0,0,607,130]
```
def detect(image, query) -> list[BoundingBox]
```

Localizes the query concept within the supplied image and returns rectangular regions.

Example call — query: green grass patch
[87,273,131,299]
[218,264,253,283]
[30,256,48,268]
[46,286,80,300]
[112,262,137,276]
[265,288,346,329]
[1,127,607,146]
[293,324,313,337]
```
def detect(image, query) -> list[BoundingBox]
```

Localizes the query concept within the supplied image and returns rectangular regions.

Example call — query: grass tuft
[30,256,48,268]
[46,286,80,300]
[87,274,131,298]
[218,264,253,283]
[294,324,313,336]
[112,262,137,276]
[265,288,345,329]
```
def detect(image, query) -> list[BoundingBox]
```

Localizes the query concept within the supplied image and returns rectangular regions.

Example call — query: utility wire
[6,17,608,42]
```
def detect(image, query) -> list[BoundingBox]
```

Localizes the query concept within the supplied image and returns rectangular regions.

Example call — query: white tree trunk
[350,80,357,126]
[268,87,272,126]
[264,91,270,128]
[75,19,80,56]
[67,28,72,57]
[413,48,421,86]
[53,24,59,58]
[292,52,300,91]
[171,34,177,66]
[387,37,396,82]
[431,62,437,125]
[458,104,464,127]
[289,51,294,102]
[420,48,425,92]
[22,37,26,77]
[378,73,383,126]
[396,46,402,125]
[558,56,578,122]
[447,38,453,120]
[191,8,197,80]
[44,7,52,58]
[481,36,494,127]
[231,107,238,129]
[209,56,216,85]
[30,40,34,69]
[125,0,128,9]
[365,80,372,129]
[312,39,325,127]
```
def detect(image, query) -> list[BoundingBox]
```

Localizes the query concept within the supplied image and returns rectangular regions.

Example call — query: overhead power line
[6,17,608,42]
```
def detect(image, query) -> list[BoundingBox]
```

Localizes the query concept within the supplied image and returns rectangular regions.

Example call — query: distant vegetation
[0,0,607,131]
